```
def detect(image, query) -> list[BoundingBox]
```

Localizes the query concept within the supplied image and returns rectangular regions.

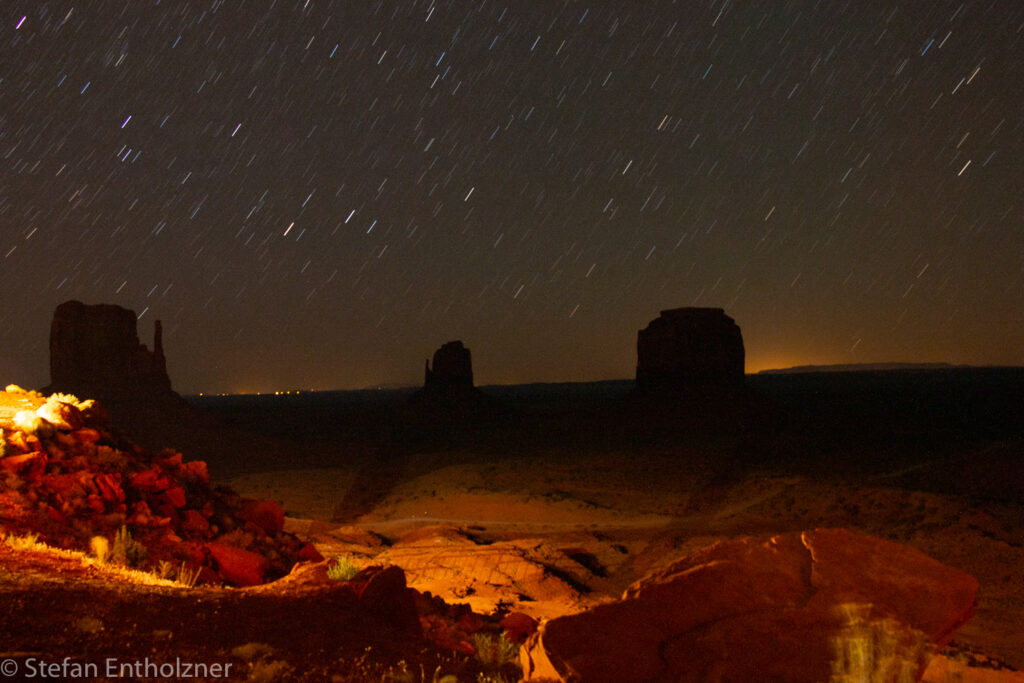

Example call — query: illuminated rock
[206,542,270,587]
[239,499,286,535]
[521,528,978,683]
[0,389,327,587]
[635,307,745,395]
[35,398,84,431]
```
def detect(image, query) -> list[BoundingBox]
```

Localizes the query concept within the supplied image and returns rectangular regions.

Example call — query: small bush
[110,526,147,568]
[471,633,519,669]
[157,559,200,588]
[90,536,110,563]
[3,531,42,551]
[829,603,930,683]
[327,555,360,581]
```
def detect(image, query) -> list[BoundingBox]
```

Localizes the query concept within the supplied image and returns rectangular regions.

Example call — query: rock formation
[635,307,745,394]
[408,340,490,414]
[424,341,474,394]
[46,300,172,396]
[521,528,978,682]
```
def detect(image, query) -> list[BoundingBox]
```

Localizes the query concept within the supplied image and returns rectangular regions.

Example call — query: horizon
[2,2,1021,395]
[191,360,1016,398]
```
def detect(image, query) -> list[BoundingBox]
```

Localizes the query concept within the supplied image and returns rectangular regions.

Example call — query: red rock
[129,470,161,490]
[239,499,285,535]
[75,399,109,427]
[355,565,421,634]
[522,529,978,683]
[1,452,47,478]
[156,502,180,521]
[295,542,324,562]
[206,542,270,587]
[36,400,84,431]
[44,505,66,524]
[163,485,186,508]
[128,504,152,526]
[159,452,183,467]
[421,614,476,653]
[94,473,125,503]
[41,472,86,498]
[181,459,209,484]
[500,612,538,644]
[801,528,978,648]
[4,430,31,453]
[181,509,211,537]
[457,612,485,634]
[85,494,105,514]
[71,428,101,443]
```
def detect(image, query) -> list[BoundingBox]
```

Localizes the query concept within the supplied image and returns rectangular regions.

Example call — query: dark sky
[2,1,1022,394]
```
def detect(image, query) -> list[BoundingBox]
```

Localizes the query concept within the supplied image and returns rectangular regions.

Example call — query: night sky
[2,1,1022,394]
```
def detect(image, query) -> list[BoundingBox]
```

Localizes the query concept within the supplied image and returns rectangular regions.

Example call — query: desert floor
[200,371,1024,672]
[3,369,1022,681]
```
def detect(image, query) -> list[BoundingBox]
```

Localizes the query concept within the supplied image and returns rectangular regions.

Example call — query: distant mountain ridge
[757,362,961,375]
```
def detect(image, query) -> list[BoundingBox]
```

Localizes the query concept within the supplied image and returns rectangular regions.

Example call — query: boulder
[352,565,422,634]
[521,528,978,682]
[35,399,84,431]
[500,612,539,644]
[239,499,286,535]
[206,542,270,587]
[635,307,745,395]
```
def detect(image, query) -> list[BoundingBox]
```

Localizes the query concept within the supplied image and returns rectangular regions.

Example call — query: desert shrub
[90,536,110,563]
[157,560,200,588]
[110,526,147,568]
[471,633,519,669]
[474,674,513,683]
[327,554,360,581]
[3,531,42,551]
[829,603,930,683]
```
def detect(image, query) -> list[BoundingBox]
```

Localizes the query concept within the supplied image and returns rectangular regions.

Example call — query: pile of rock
[0,387,321,586]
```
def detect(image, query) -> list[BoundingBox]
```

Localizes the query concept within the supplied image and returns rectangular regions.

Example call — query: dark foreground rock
[521,528,978,682]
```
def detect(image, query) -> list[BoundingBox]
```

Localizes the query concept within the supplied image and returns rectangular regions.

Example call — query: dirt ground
[2,370,1023,681]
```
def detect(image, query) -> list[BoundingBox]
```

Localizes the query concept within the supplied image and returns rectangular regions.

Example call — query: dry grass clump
[3,530,196,588]
[327,554,361,581]
[830,603,931,683]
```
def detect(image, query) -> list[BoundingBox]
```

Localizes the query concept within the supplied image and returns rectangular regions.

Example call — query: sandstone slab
[522,528,978,682]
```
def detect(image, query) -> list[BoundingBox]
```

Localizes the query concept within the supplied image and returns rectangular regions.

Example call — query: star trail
[1,1,1022,394]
